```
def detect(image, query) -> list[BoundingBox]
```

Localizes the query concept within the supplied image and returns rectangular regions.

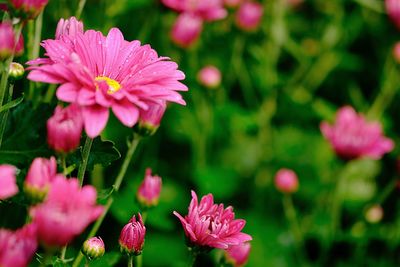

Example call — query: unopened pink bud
[47,104,83,154]
[225,243,251,267]
[386,0,400,29]
[82,237,105,260]
[119,214,146,256]
[171,13,203,48]
[24,157,57,203]
[197,65,222,89]
[55,16,84,39]
[235,2,264,31]
[137,101,167,136]
[9,0,49,20]
[275,168,299,194]
[365,204,383,224]
[0,164,18,200]
[137,168,162,208]
[0,22,24,60]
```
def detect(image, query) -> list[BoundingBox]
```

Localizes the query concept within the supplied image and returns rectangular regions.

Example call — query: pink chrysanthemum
[27,17,187,138]
[0,164,18,200]
[162,0,227,21]
[320,106,394,160]
[173,190,252,249]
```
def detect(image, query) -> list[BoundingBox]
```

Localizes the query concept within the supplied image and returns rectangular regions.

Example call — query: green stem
[28,11,43,102]
[331,171,346,239]
[77,137,93,186]
[189,249,199,267]
[377,179,397,204]
[128,256,133,267]
[61,154,67,176]
[134,255,143,267]
[85,258,90,267]
[72,134,141,267]
[0,82,14,147]
[60,245,67,261]
[75,0,87,19]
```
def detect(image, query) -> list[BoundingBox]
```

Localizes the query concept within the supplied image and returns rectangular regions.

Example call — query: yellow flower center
[95,76,121,95]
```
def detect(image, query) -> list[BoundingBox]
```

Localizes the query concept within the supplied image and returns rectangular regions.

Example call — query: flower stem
[128,256,133,267]
[134,255,143,267]
[60,245,67,261]
[330,170,346,239]
[0,82,14,147]
[72,134,141,267]
[77,136,93,186]
[28,11,43,102]
[75,0,87,19]
[189,249,199,267]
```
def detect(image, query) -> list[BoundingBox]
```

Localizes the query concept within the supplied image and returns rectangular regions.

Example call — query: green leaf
[0,94,24,113]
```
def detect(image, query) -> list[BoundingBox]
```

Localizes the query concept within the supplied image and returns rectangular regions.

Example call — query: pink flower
[137,100,167,136]
[235,2,264,31]
[274,168,299,194]
[47,105,83,154]
[24,157,57,202]
[386,0,400,29]
[136,168,162,208]
[0,164,18,200]
[27,17,187,138]
[162,0,227,21]
[225,242,251,267]
[171,13,203,48]
[320,106,394,160]
[82,237,105,260]
[0,224,38,267]
[0,22,23,60]
[9,0,49,19]
[55,17,83,39]
[197,65,221,89]
[173,191,252,249]
[30,175,103,247]
[119,214,146,256]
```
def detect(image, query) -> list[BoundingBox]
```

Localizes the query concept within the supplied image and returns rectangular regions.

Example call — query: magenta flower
[119,214,146,256]
[197,65,222,89]
[137,100,167,135]
[136,168,162,208]
[24,157,57,202]
[55,17,83,39]
[27,17,187,138]
[225,242,251,267]
[0,224,38,267]
[173,191,252,249]
[30,175,103,247]
[320,106,394,160]
[386,0,400,29]
[9,0,49,19]
[171,13,203,48]
[274,168,299,194]
[235,2,264,31]
[0,164,18,200]
[162,0,227,21]
[47,104,83,154]
[0,22,23,60]
[82,237,105,260]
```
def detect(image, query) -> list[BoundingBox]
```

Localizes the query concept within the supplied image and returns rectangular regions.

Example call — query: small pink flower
[30,175,103,247]
[225,242,251,267]
[197,65,221,89]
[24,157,57,202]
[55,17,84,39]
[274,168,299,194]
[235,2,264,31]
[137,100,167,136]
[173,191,252,249]
[27,17,187,138]
[0,164,18,200]
[82,237,105,260]
[171,13,203,48]
[225,0,243,8]
[393,42,400,63]
[0,223,38,267]
[119,214,146,256]
[320,106,394,160]
[0,22,23,60]
[47,105,83,154]
[136,168,162,208]
[9,0,49,19]
[386,0,400,29]
[162,0,227,21]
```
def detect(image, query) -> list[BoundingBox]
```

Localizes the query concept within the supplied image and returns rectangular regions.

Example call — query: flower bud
[9,0,49,20]
[386,0,400,29]
[171,13,203,48]
[8,62,25,81]
[197,65,222,89]
[136,101,167,136]
[225,243,251,267]
[274,168,299,194]
[393,42,400,63]
[119,214,146,256]
[47,104,83,154]
[137,168,162,208]
[55,16,84,39]
[235,2,264,31]
[82,237,105,260]
[365,204,383,224]
[0,164,18,200]
[0,22,24,60]
[24,157,57,203]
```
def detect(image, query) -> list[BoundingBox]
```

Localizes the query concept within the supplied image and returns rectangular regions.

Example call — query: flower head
[82,237,105,260]
[320,106,394,160]
[225,242,251,267]
[197,65,221,89]
[0,224,38,267]
[47,104,83,154]
[171,13,203,48]
[0,22,23,60]
[136,168,162,208]
[173,191,252,249]
[9,0,49,19]
[274,168,299,194]
[136,100,167,136]
[27,17,187,138]
[162,0,227,21]
[0,164,18,200]
[386,0,400,29]
[119,214,146,256]
[30,175,103,247]
[235,2,264,31]
[9,62,25,81]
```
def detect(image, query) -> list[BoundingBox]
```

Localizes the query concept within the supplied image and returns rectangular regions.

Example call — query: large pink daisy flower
[27,17,187,137]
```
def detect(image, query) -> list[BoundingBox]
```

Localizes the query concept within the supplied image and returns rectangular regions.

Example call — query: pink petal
[82,105,109,138]
[111,101,139,127]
